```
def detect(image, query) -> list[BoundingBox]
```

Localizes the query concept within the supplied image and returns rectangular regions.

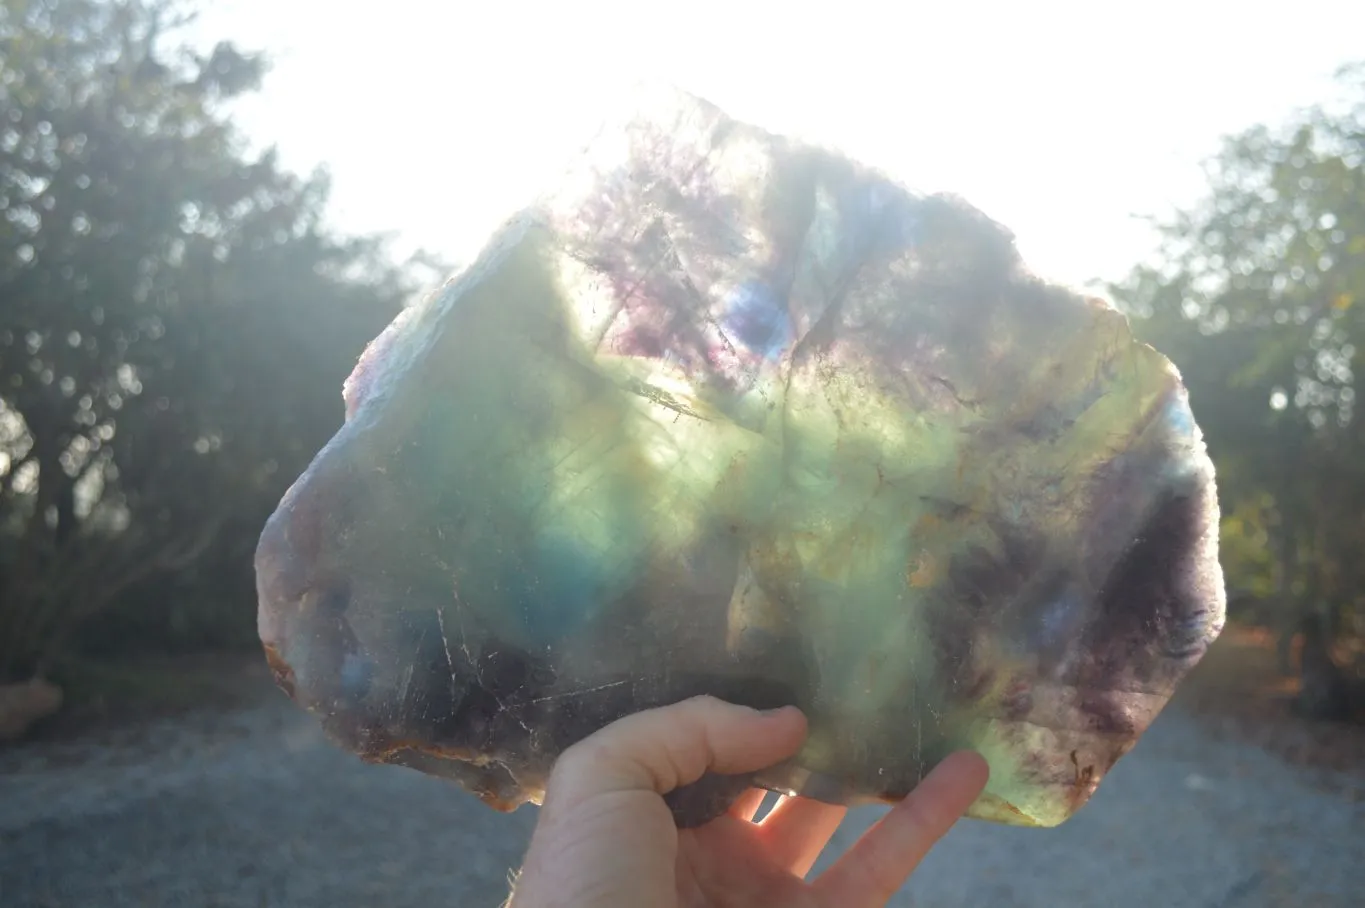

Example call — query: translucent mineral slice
[254,87,1226,829]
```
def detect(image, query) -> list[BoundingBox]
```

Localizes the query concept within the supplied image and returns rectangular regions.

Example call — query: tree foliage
[1111,62,1365,641]
[4,1,1362,699]
[0,0,430,680]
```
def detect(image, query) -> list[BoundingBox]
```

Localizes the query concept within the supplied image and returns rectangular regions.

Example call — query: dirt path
[0,650,1361,908]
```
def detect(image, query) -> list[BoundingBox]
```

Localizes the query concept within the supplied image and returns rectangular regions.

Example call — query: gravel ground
[1,685,1361,908]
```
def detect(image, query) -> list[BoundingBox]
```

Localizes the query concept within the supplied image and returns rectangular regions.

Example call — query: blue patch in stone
[1162,396,1196,439]
[1028,587,1087,653]
[339,651,374,702]
[504,530,625,646]
[722,280,794,360]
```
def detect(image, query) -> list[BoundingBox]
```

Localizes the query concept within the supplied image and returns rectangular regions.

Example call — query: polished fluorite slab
[254,87,1226,829]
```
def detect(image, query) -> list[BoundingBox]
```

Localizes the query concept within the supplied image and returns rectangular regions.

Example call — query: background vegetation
[0,0,434,685]
[1111,64,1365,713]
[1,0,1361,720]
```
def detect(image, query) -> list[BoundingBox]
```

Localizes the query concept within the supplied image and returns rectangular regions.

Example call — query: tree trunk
[1274,523,1299,677]
[1292,612,1349,721]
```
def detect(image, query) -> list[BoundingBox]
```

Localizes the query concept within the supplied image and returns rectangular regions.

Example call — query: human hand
[508,696,989,907]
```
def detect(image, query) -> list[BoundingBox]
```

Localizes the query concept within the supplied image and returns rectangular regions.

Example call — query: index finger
[812,751,989,908]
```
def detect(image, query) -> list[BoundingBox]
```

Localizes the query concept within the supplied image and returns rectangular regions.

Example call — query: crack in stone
[529,679,631,705]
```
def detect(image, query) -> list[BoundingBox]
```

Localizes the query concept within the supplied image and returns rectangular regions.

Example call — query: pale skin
[509,696,990,907]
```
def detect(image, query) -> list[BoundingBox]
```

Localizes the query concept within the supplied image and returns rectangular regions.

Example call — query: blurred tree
[0,0,435,681]
[1111,61,1365,707]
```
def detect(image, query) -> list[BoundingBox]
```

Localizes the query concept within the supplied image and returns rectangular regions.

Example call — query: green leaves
[0,0,433,677]
[1111,60,1365,631]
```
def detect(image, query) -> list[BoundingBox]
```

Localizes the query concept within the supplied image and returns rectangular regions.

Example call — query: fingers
[755,796,848,878]
[550,697,808,801]
[813,751,989,908]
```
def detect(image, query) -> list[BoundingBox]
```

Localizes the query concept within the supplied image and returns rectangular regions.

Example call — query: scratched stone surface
[253,86,1226,829]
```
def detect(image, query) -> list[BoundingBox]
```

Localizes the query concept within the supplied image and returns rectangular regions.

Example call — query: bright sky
[189,0,1364,295]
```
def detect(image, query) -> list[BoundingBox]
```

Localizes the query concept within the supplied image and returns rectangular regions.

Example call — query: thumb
[549,696,808,800]
[513,698,806,906]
